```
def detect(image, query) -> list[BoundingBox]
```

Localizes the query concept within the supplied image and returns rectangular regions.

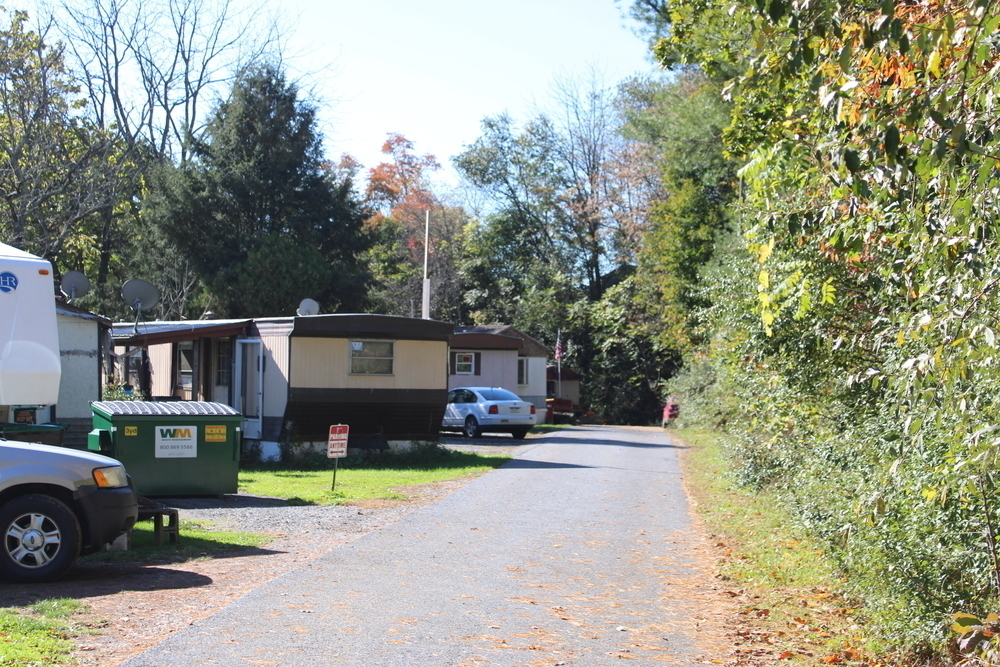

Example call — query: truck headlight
[93,466,128,488]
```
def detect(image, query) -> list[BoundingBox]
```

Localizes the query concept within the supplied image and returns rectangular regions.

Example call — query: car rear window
[479,388,520,401]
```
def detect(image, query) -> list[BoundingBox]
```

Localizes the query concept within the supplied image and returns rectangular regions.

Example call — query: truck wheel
[511,428,529,440]
[0,494,82,583]
[464,416,481,439]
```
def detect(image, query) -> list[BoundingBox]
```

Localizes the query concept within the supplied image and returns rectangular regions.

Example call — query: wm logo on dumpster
[159,428,193,439]
[155,425,197,458]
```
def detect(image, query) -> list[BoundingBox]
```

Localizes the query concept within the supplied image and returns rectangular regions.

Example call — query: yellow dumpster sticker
[124,426,138,436]
[205,425,227,442]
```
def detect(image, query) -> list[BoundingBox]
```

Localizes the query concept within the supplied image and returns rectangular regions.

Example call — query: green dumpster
[0,422,69,447]
[89,401,242,497]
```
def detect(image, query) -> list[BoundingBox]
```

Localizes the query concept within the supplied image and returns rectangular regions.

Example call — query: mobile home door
[235,340,263,439]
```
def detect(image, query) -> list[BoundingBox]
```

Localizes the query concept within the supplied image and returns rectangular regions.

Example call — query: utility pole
[421,209,431,319]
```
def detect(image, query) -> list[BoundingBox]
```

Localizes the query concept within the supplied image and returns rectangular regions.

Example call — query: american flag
[555,335,563,361]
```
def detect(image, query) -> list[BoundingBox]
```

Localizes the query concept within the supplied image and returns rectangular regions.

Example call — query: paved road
[122,425,724,666]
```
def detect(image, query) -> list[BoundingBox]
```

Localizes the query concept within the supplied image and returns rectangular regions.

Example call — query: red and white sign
[327,424,349,458]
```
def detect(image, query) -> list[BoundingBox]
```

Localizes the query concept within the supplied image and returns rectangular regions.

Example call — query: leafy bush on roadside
[667,348,1000,655]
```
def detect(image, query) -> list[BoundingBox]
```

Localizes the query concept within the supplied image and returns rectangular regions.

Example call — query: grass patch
[241,446,510,505]
[83,520,269,565]
[27,598,84,620]
[530,423,565,432]
[675,427,875,663]
[0,599,81,666]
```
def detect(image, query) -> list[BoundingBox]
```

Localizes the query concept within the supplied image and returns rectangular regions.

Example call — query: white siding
[521,355,548,412]
[448,349,517,390]
[55,315,100,420]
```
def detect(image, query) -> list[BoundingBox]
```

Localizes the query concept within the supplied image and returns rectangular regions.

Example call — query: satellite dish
[60,271,90,301]
[121,279,160,312]
[296,298,320,316]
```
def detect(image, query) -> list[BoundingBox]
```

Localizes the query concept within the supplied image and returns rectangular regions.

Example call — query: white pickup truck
[0,243,138,583]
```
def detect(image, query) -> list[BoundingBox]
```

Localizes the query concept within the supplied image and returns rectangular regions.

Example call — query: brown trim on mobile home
[288,314,454,341]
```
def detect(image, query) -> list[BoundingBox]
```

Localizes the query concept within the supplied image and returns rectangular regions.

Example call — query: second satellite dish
[122,279,160,312]
[60,271,90,301]
[297,298,320,316]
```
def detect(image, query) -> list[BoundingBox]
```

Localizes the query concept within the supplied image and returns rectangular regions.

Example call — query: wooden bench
[137,497,180,545]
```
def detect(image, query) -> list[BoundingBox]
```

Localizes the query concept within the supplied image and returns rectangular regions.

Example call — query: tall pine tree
[146,64,371,318]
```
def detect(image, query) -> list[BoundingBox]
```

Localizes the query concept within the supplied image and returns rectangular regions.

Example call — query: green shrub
[665,347,1000,657]
[101,381,147,401]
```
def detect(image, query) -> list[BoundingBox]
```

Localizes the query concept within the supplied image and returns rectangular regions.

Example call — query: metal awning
[112,319,252,346]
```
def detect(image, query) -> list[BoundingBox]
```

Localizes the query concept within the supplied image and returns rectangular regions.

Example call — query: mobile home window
[517,356,528,385]
[455,352,475,374]
[177,341,194,390]
[215,339,231,386]
[350,340,394,375]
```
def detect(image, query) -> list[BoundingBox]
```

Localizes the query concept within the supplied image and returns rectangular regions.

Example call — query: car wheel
[464,416,481,439]
[511,428,529,440]
[0,494,82,583]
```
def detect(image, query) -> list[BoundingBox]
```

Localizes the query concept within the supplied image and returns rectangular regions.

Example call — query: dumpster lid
[91,401,241,417]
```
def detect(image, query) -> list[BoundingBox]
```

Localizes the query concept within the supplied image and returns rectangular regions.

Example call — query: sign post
[327,424,349,490]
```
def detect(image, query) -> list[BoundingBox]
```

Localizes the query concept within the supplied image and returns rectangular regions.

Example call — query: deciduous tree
[34,0,284,315]
[0,10,128,268]
[621,69,735,351]
[56,0,282,164]
[362,134,469,320]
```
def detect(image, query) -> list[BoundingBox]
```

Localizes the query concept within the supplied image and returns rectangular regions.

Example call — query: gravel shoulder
[3,475,476,667]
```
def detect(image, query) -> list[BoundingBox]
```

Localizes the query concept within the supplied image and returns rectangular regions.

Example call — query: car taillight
[530,405,536,415]
[489,405,499,414]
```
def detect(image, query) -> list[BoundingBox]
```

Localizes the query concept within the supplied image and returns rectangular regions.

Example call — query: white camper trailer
[0,243,61,406]
[0,243,137,583]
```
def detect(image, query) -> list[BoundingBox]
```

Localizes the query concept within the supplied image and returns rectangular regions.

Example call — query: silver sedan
[442,387,537,439]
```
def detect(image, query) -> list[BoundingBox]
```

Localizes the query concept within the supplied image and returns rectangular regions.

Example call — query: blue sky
[281,0,660,185]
